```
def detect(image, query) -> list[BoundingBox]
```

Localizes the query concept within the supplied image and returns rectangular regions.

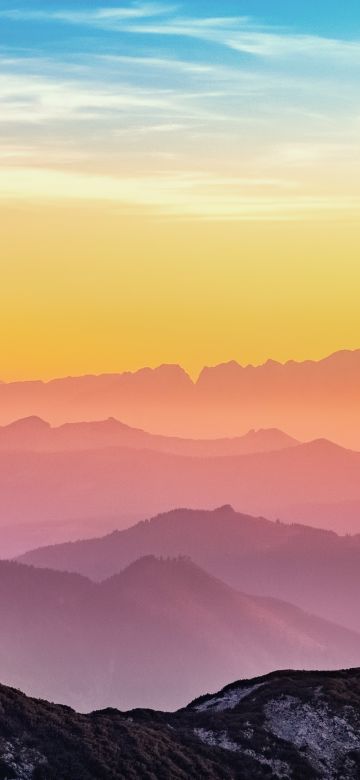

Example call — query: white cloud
[0,70,177,124]
[0,3,175,25]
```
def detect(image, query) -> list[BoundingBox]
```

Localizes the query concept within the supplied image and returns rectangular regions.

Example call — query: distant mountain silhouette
[0,416,299,456]
[1,668,360,778]
[1,556,360,712]
[2,439,360,555]
[0,349,359,447]
[20,506,360,634]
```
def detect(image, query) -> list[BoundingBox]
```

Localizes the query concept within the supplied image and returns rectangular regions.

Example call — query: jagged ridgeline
[1,669,360,779]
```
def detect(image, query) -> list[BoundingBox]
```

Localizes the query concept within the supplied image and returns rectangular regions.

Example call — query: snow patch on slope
[194,728,290,776]
[0,738,47,779]
[242,748,290,778]
[265,695,360,779]
[195,683,265,712]
[194,728,239,751]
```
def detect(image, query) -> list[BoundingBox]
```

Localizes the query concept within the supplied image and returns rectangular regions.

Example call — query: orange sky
[2,202,360,380]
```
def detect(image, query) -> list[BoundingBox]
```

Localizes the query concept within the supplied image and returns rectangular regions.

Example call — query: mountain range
[1,668,360,778]
[0,415,299,456]
[1,555,360,712]
[1,438,360,556]
[20,506,360,634]
[0,349,359,448]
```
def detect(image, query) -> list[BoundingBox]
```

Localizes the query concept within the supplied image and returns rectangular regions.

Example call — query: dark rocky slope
[1,668,360,779]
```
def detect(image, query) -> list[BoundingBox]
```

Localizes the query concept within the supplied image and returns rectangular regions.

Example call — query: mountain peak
[6,415,50,431]
[214,504,236,514]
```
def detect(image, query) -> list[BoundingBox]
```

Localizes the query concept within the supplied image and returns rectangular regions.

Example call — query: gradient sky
[1,1,360,379]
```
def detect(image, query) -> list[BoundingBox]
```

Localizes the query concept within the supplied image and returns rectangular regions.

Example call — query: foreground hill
[21,506,360,634]
[1,668,360,779]
[0,416,298,456]
[0,349,359,448]
[1,557,360,712]
[2,439,360,546]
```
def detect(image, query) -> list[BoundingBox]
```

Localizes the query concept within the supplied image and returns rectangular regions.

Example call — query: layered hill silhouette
[0,349,359,448]
[1,669,360,778]
[20,506,360,634]
[0,415,298,456]
[1,556,360,712]
[2,439,360,552]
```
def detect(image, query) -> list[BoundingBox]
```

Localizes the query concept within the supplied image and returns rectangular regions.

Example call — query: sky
[1,1,360,379]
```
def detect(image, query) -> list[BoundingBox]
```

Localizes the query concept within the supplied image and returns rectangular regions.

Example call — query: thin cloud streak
[130,21,360,62]
[0,3,176,25]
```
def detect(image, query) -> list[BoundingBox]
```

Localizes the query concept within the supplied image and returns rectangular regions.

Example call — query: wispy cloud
[0,3,176,25]
[1,4,359,219]
[0,58,276,128]
[3,4,360,64]
[98,54,213,75]
[127,19,360,62]
[0,68,178,124]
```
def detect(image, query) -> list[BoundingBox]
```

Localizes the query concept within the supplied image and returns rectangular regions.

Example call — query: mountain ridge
[2,437,360,548]
[19,506,360,634]
[1,555,360,713]
[1,348,359,446]
[2,348,359,386]
[0,416,299,456]
[1,668,360,778]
